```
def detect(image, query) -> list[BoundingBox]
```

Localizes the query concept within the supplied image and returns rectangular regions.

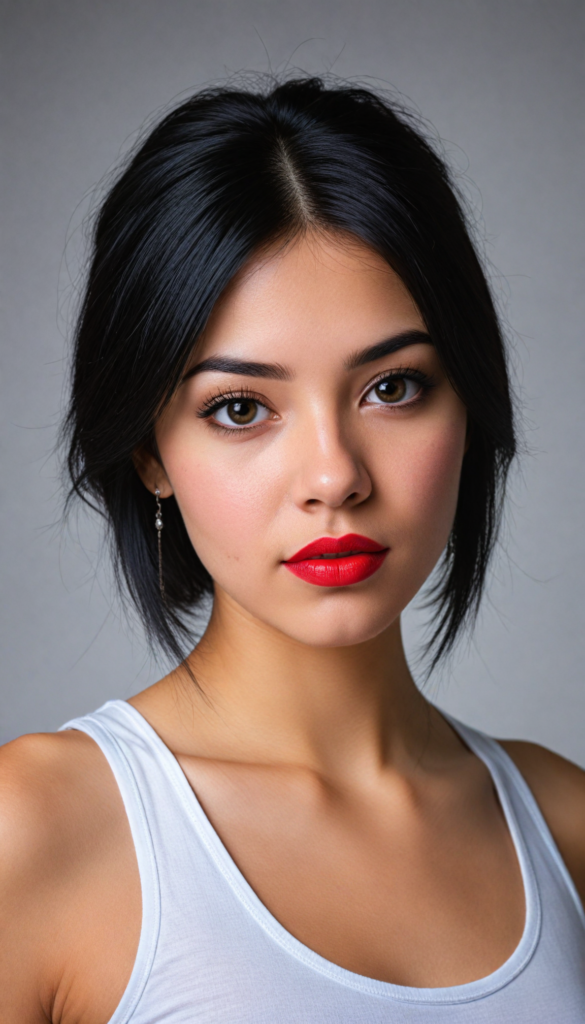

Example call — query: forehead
[195,231,425,366]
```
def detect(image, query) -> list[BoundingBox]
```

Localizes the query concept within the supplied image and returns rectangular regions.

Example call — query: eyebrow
[344,330,432,370]
[182,357,291,382]
[182,329,432,383]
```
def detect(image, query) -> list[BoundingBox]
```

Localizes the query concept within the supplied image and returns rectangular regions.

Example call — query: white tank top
[61,699,585,1023]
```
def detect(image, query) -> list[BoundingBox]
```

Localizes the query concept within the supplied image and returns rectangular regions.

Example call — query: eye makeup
[197,386,275,434]
[196,366,438,434]
[360,366,437,409]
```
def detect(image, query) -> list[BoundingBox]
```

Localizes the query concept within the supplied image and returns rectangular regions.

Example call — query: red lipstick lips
[283,534,389,587]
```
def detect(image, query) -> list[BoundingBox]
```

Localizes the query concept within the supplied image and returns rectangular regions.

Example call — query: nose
[290,410,372,511]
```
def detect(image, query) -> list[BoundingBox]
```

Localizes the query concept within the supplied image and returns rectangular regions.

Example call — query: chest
[54,748,585,1024]
[178,757,526,988]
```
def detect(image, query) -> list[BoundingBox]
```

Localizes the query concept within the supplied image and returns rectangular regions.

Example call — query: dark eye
[364,376,420,406]
[214,398,270,428]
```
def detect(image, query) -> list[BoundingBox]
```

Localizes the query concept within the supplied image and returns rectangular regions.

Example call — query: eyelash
[198,368,436,434]
[198,387,270,434]
[364,366,436,407]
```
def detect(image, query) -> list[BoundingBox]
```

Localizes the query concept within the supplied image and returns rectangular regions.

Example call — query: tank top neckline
[102,698,542,1006]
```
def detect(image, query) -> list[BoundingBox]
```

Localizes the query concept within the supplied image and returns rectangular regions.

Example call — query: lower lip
[284,551,388,587]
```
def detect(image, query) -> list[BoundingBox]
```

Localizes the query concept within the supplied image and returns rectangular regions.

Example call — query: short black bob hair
[65,76,516,671]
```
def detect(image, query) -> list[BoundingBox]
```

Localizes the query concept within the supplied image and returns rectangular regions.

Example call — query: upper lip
[285,534,388,563]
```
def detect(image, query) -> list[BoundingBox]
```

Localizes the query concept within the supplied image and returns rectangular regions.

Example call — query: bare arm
[500,740,585,906]
[0,730,140,1024]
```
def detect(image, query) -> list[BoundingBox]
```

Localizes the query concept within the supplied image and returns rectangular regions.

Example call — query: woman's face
[151,232,468,647]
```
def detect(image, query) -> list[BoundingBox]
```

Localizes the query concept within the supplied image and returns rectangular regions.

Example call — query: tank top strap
[59,699,585,1023]
[59,700,162,1024]
[443,711,585,929]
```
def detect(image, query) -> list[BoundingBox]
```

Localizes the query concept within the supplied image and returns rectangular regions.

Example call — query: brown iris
[375,378,407,403]
[226,399,258,424]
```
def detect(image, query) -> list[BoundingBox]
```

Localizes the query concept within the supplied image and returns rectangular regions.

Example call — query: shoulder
[499,738,585,903]
[0,729,109,920]
[0,728,113,853]
[0,727,122,858]
[0,729,131,1021]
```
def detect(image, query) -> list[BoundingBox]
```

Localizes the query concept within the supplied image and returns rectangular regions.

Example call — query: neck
[164,588,432,781]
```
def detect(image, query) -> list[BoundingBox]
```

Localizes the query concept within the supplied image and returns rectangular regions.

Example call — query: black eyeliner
[197,386,266,419]
[362,365,438,394]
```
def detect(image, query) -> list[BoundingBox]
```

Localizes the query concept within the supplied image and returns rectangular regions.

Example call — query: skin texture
[151,233,466,649]
[0,231,584,1023]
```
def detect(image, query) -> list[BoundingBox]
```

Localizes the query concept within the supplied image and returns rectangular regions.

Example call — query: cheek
[161,438,284,575]
[379,416,466,551]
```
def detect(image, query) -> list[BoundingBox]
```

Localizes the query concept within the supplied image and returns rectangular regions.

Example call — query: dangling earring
[154,487,165,602]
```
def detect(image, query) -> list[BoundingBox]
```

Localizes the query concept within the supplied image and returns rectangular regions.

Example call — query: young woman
[1,78,584,1023]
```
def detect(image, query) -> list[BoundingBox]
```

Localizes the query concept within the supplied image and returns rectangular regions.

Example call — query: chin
[269,601,400,650]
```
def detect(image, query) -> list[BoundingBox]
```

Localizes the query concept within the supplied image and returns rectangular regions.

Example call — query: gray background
[2,0,584,763]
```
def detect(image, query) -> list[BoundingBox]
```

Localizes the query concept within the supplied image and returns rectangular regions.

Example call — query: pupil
[376,378,406,402]
[228,399,256,424]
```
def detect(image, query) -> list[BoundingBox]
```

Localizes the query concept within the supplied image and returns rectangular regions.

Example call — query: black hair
[64,76,516,670]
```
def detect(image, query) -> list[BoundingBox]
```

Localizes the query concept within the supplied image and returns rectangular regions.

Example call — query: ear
[132,445,174,498]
